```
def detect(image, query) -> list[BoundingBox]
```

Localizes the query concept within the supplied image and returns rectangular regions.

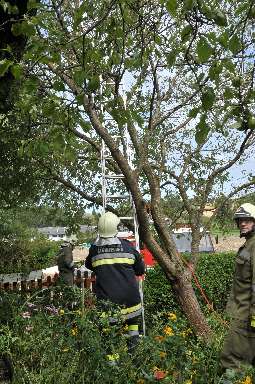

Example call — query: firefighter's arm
[250,246,255,327]
[133,249,145,276]
[85,246,94,271]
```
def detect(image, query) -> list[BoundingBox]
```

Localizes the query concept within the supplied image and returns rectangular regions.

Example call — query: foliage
[0,210,59,273]
[1,0,254,220]
[0,0,31,112]
[0,285,253,384]
[1,0,255,335]
[144,252,235,318]
[194,252,235,312]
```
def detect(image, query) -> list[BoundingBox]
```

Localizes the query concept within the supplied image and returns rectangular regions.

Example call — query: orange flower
[154,335,165,342]
[154,370,168,380]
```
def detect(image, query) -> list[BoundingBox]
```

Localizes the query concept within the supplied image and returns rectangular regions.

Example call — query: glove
[251,315,255,328]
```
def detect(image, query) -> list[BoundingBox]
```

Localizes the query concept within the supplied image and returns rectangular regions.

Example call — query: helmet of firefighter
[61,239,75,248]
[98,212,120,238]
[234,203,255,222]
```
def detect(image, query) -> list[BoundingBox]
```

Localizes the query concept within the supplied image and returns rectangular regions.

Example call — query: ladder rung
[105,175,125,179]
[106,194,129,199]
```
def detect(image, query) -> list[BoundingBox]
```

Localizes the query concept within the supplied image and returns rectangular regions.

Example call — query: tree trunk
[172,268,212,340]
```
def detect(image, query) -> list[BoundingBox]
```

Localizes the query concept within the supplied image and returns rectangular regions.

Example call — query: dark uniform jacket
[85,237,145,317]
[57,244,74,286]
[227,233,255,321]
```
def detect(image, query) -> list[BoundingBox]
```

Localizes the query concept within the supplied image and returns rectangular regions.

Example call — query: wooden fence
[0,270,95,292]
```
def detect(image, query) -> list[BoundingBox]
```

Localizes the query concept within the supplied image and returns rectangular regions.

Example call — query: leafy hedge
[144,252,235,323]
[0,237,59,274]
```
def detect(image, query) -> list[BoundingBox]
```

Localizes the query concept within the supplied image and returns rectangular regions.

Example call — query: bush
[144,252,236,321]
[195,252,235,312]
[0,236,59,274]
[29,237,60,270]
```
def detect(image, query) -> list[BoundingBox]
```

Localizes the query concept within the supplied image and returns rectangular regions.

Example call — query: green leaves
[196,37,214,62]
[212,10,227,26]
[10,64,22,79]
[11,21,36,37]
[0,59,13,77]
[248,116,255,130]
[52,81,66,92]
[188,107,200,118]
[201,87,215,111]
[195,114,210,145]
[73,70,86,86]
[181,25,193,43]
[229,34,242,54]
[223,87,234,100]
[166,50,177,67]
[166,0,178,16]
[87,75,100,92]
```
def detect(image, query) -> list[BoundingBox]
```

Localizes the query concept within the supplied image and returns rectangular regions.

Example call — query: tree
[0,0,38,112]
[1,0,255,338]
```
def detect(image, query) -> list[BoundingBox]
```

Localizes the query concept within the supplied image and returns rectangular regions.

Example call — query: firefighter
[220,203,255,381]
[57,240,75,286]
[85,212,145,362]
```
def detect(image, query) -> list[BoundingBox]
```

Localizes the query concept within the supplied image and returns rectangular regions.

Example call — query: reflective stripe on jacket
[85,237,145,308]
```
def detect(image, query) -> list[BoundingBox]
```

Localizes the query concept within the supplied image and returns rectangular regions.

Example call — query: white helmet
[234,203,255,221]
[98,212,120,238]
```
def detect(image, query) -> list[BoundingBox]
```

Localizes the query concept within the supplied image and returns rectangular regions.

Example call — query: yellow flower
[184,380,192,384]
[102,328,110,334]
[163,325,174,336]
[180,328,192,338]
[71,326,78,336]
[59,309,65,315]
[107,353,119,361]
[159,351,167,359]
[137,380,145,384]
[240,376,253,384]
[190,370,197,379]
[167,312,177,321]
[75,309,81,316]
[62,347,69,352]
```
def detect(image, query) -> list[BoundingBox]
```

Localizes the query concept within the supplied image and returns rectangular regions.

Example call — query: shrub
[144,252,236,322]
[0,236,59,274]
[195,252,235,312]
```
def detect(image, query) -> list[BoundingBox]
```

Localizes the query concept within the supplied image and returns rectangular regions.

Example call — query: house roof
[37,225,96,236]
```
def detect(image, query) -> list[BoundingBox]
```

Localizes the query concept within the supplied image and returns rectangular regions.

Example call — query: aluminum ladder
[99,79,145,336]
